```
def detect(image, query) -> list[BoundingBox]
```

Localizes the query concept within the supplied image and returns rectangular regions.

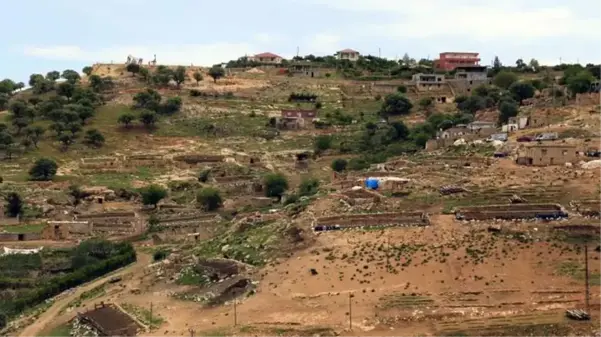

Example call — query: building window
[562,150,567,156]
[541,149,548,155]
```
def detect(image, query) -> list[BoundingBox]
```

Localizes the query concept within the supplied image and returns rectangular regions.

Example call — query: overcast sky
[2,0,600,82]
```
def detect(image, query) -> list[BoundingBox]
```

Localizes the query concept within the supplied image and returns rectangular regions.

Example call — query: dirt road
[18,252,151,337]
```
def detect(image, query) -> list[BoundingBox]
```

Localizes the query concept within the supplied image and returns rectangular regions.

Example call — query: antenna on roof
[296,46,299,57]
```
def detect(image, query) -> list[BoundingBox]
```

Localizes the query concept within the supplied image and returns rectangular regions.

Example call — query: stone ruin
[124,153,168,168]
[571,200,601,217]
[79,156,125,173]
[76,211,139,235]
[172,154,224,169]
[156,210,221,234]
[314,211,430,231]
[454,203,568,221]
[213,175,263,195]
[44,221,92,240]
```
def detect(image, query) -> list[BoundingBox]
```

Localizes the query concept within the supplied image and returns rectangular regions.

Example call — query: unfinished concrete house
[447,65,491,95]
[76,303,140,336]
[277,109,317,130]
[288,62,320,78]
[517,144,577,166]
[438,126,469,140]
[410,74,453,102]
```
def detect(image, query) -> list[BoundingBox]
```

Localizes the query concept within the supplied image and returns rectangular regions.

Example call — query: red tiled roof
[338,49,359,54]
[440,52,479,56]
[254,52,281,58]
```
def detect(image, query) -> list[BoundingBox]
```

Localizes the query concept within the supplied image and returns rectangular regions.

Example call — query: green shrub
[264,173,289,199]
[331,159,348,172]
[153,249,169,261]
[298,178,319,197]
[196,187,223,211]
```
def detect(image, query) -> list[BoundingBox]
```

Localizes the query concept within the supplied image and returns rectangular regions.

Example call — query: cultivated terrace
[0,55,599,337]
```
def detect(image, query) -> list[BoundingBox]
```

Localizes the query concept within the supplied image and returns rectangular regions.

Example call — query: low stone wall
[572,201,600,217]
[455,203,567,221]
[173,154,224,164]
[315,211,429,230]
[0,232,42,241]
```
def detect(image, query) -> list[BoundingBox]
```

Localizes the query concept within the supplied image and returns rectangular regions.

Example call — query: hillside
[0,61,600,337]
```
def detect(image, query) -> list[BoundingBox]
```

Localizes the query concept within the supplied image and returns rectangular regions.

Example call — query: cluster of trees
[560,64,599,97]
[0,79,25,110]
[118,89,183,129]
[0,240,136,323]
[125,64,225,87]
[0,69,109,156]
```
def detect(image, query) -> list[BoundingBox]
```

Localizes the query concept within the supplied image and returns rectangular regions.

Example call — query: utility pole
[386,235,390,269]
[296,46,299,58]
[584,244,590,313]
[349,293,353,330]
[378,47,381,58]
[233,296,238,326]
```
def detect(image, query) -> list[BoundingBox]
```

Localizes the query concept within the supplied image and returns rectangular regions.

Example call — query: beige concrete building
[517,144,577,166]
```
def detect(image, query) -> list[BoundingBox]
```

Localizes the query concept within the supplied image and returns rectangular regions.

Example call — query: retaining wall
[0,232,42,241]
[315,211,429,230]
[573,201,600,217]
[455,203,567,221]
[173,154,224,164]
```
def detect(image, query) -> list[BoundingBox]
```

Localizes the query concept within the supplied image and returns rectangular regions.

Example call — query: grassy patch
[120,303,164,329]
[154,114,268,138]
[43,323,71,337]
[0,223,46,233]
[556,261,601,285]
[194,220,281,266]
[61,284,107,314]
[378,293,435,309]
[176,266,210,286]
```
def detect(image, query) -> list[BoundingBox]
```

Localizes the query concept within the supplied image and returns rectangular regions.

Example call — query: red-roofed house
[248,52,284,64]
[336,49,360,62]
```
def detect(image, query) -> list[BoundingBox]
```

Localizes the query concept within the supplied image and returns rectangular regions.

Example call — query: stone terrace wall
[77,212,138,234]
[572,200,600,217]
[455,203,567,221]
[315,211,429,229]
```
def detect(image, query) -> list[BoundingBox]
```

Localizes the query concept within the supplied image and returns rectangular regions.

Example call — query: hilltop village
[0,48,600,336]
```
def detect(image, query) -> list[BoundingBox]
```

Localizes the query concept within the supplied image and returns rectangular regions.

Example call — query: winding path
[18,252,151,337]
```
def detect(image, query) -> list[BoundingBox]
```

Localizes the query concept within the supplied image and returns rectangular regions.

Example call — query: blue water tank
[365,178,379,190]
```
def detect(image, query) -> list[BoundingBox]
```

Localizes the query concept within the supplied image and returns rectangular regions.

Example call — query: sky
[2,0,600,82]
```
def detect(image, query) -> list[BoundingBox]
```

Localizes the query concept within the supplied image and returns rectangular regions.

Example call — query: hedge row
[0,244,136,319]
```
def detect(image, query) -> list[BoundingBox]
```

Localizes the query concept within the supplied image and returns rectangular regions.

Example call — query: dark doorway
[311,72,314,78]
[18,234,24,241]
[441,97,447,103]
